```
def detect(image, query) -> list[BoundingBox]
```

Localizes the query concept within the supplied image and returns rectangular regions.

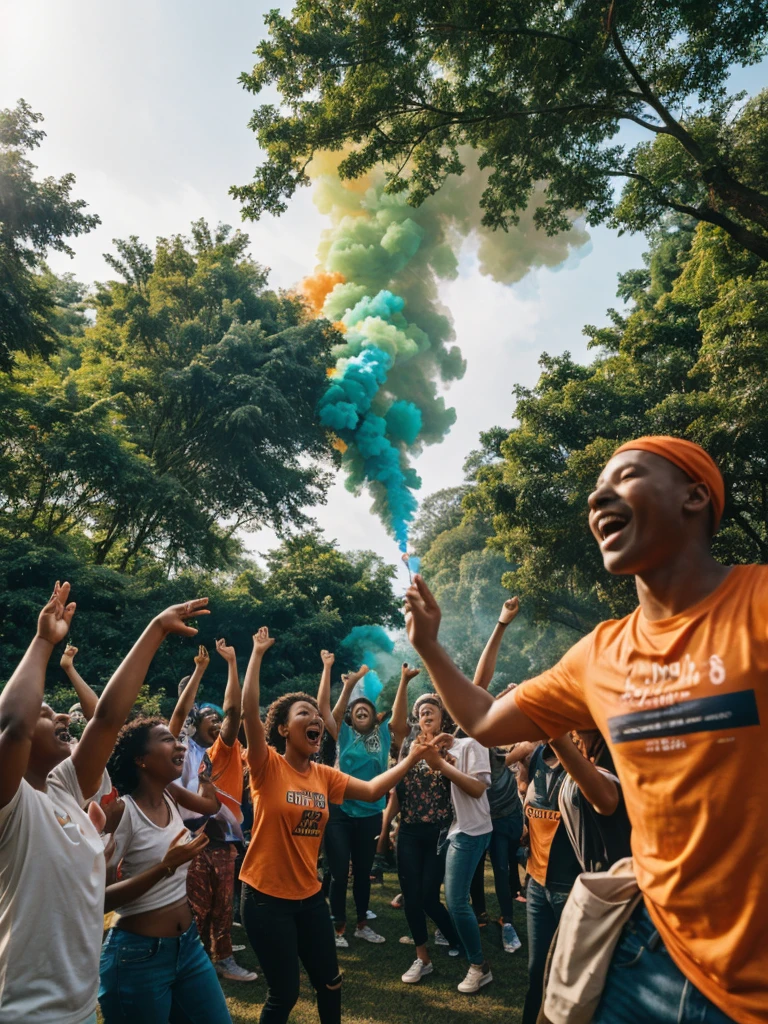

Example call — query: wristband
[497,620,509,628]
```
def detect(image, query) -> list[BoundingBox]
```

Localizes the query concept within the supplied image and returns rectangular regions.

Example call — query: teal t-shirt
[338,717,391,817]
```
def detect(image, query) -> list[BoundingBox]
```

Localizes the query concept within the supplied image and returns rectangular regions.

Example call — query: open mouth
[55,728,72,744]
[171,754,185,767]
[306,726,323,745]
[596,513,629,548]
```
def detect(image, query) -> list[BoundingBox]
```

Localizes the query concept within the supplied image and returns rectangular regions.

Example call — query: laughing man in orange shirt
[404,436,766,1024]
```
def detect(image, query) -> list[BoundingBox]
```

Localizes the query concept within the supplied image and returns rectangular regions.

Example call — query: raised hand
[60,644,78,670]
[194,644,210,669]
[253,625,275,656]
[215,637,236,663]
[37,581,76,646]
[401,663,421,682]
[154,598,209,637]
[404,574,441,648]
[346,664,369,685]
[320,650,335,667]
[161,829,209,874]
[499,597,520,625]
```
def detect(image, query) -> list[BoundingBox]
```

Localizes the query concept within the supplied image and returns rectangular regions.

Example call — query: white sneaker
[502,923,522,953]
[335,932,349,948]
[434,929,449,946]
[366,909,377,920]
[214,956,258,982]
[402,958,434,984]
[354,925,385,943]
[458,962,493,993]
[399,935,415,944]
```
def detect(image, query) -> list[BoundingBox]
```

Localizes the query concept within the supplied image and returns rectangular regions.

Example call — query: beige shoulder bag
[539,857,642,1024]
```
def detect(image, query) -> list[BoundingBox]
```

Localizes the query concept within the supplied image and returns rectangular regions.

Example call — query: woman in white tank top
[99,716,232,1023]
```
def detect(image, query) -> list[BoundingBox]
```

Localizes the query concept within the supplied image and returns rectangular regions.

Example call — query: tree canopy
[234,2,768,261]
[0,223,339,571]
[0,101,99,370]
[467,216,768,633]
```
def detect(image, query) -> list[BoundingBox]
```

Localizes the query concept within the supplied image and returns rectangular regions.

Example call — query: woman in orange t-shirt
[238,626,427,1024]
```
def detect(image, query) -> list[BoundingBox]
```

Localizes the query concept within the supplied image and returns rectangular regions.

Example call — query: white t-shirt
[0,757,108,1024]
[447,736,492,838]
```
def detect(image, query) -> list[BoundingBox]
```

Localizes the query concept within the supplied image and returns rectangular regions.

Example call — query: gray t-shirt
[447,737,492,838]
[0,757,108,1023]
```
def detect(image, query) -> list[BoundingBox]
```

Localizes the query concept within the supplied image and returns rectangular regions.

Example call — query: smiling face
[279,700,325,759]
[31,704,73,771]
[194,709,222,748]
[588,450,709,576]
[349,699,376,735]
[137,724,187,785]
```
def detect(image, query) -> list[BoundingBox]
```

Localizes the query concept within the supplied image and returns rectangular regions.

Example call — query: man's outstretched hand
[499,597,520,625]
[404,575,441,649]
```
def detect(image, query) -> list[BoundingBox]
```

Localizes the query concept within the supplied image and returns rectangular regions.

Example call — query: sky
[2,2,763,588]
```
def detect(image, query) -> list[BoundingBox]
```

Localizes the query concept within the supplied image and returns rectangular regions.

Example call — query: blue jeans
[523,876,571,1024]
[489,812,523,924]
[99,921,231,1023]
[593,904,735,1024]
[444,830,492,965]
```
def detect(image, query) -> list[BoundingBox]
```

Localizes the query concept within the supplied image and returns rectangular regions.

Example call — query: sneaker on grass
[214,956,258,982]
[335,932,349,948]
[354,925,385,943]
[434,929,449,946]
[502,923,522,953]
[457,962,493,994]
[366,909,377,920]
[402,958,434,984]
[399,935,415,944]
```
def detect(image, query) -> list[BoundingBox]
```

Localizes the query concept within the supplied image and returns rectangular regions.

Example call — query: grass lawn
[220,862,529,1023]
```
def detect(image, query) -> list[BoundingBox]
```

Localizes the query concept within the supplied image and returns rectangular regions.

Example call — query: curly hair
[263,692,319,753]
[107,716,165,795]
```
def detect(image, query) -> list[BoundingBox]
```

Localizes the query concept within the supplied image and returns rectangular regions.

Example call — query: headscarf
[612,436,725,531]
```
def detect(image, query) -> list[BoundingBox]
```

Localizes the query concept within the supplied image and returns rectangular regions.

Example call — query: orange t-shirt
[206,736,244,820]
[514,564,768,1024]
[239,745,349,900]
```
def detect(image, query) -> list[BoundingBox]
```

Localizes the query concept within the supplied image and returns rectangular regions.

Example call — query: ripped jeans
[241,884,341,1024]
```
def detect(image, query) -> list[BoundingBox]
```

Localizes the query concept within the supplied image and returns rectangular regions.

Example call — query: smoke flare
[304,151,590,551]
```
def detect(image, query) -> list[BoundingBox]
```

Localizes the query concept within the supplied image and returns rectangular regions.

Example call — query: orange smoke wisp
[331,436,348,454]
[300,270,346,316]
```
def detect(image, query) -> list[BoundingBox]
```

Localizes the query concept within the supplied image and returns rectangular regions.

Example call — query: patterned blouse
[398,758,452,826]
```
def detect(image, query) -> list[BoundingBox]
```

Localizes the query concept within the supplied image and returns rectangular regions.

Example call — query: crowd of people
[0,435,765,1024]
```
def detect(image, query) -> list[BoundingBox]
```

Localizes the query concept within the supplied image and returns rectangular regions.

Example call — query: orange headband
[612,436,725,531]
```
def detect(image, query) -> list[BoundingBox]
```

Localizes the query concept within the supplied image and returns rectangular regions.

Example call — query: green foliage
[235,2,768,260]
[0,223,339,571]
[469,217,768,632]
[0,101,99,370]
[0,532,400,709]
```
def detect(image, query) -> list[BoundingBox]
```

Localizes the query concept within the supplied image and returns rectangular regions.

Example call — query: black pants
[241,884,341,1024]
[324,808,382,926]
[397,823,459,948]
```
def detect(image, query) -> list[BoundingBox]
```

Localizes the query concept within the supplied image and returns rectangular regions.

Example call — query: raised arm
[0,582,76,809]
[376,787,401,856]
[168,774,221,817]
[215,638,242,747]
[473,598,520,690]
[105,830,208,913]
[168,646,210,739]
[343,742,424,803]
[331,665,367,732]
[59,645,98,721]
[72,600,209,799]
[242,626,274,774]
[549,734,619,817]
[405,575,546,747]
[390,663,420,749]
[317,650,337,740]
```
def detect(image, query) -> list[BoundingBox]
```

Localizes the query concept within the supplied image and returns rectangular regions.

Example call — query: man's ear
[683,481,712,517]
[278,722,290,738]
